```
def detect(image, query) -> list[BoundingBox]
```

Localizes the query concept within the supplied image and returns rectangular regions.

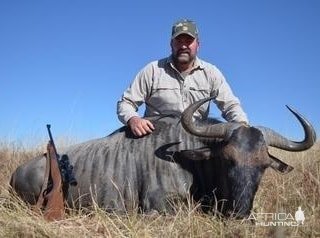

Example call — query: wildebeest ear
[179,147,211,161]
[269,153,294,174]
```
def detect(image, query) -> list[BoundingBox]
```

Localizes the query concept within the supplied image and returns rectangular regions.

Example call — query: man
[117,19,248,137]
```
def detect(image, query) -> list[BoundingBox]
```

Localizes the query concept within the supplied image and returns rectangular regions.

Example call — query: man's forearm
[222,103,249,123]
[117,99,140,125]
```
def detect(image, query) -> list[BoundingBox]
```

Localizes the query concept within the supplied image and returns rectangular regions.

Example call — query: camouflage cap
[171,19,199,39]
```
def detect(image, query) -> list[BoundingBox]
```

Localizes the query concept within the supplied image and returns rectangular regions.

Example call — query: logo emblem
[295,206,305,225]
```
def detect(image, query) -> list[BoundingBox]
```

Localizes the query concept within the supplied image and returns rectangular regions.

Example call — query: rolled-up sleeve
[117,63,153,125]
[211,66,249,123]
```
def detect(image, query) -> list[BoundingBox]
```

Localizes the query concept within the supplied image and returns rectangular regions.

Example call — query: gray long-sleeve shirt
[117,56,248,125]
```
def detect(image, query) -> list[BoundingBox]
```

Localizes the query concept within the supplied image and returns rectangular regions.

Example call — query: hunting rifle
[35,124,77,221]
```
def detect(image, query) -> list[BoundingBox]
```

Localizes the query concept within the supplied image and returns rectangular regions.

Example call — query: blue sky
[1,1,319,146]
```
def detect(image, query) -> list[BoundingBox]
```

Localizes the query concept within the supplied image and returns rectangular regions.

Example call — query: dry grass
[0,139,319,238]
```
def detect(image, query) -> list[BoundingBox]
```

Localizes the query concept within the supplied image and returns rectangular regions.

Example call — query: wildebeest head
[180,97,316,218]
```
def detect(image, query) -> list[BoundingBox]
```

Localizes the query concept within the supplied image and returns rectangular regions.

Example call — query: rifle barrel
[46,124,58,156]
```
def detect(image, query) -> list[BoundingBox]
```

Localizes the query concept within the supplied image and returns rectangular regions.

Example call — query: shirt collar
[166,55,205,70]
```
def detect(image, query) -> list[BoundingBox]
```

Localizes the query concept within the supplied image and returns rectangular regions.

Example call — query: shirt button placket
[181,80,188,108]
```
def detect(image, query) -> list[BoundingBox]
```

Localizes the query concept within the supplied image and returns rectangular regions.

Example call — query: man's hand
[239,121,250,127]
[128,116,155,137]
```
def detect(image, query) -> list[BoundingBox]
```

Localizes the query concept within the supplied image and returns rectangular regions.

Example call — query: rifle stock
[43,142,65,221]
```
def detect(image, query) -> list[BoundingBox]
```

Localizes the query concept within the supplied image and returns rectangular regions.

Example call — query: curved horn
[257,105,316,151]
[181,97,241,138]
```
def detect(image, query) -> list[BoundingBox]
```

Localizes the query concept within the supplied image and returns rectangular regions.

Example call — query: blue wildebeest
[10,97,316,218]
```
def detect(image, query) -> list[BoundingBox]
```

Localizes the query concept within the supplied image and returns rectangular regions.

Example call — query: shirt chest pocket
[151,86,180,101]
[150,80,180,98]
[188,85,211,99]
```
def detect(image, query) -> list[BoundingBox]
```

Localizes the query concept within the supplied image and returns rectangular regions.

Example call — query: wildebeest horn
[181,98,316,151]
[256,106,316,151]
[181,97,241,138]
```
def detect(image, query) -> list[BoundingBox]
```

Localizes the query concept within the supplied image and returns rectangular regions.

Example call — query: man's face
[171,34,199,65]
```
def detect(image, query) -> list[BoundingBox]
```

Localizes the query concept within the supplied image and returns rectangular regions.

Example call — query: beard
[173,50,195,65]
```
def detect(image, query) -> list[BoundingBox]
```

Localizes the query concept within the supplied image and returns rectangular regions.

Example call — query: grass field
[0,139,319,237]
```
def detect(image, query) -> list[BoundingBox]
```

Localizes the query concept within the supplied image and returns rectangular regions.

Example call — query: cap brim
[171,31,197,39]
